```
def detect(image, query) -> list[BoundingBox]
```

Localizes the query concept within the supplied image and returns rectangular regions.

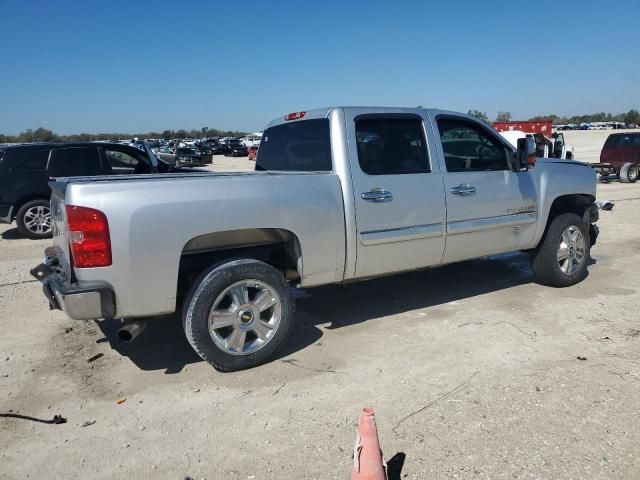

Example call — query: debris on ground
[0,413,67,424]
[577,356,588,361]
[116,399,126,405]
[87,353,104,363]
[80,420,96,427]
[595,200,615,211]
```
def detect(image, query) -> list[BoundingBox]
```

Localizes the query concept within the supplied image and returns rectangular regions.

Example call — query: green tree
[467,110,489,122]
[496,111,512,122]
[624,109,640,125]
[33,128,57,142]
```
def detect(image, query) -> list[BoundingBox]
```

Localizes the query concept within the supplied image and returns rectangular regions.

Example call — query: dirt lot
[1,136,640,479]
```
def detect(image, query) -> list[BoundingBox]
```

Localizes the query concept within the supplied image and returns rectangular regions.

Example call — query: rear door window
[355,117,430,175]
[48,147,104,177]
[256,119,332,171]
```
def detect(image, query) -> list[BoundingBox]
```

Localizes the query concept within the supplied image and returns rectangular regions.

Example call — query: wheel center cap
[240,311,253,323]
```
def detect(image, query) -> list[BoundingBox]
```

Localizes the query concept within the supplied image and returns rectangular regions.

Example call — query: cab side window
[437,119,509,172]
[355,117,430,175]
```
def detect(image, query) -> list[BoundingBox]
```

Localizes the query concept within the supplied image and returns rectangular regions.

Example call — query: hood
[536,158,590,168]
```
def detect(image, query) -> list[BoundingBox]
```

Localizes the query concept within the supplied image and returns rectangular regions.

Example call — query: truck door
[345,111,447,278]
[430,114,538,263]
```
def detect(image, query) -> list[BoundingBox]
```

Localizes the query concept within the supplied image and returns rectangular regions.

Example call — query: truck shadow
[293,252,535,331]
[1,228,26,240]
[95,252,538,374]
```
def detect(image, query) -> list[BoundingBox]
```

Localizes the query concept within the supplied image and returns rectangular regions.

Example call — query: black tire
[619,162,638,183]
[531,213,590,287]
[15,199,52,240]
[182,259,295,372]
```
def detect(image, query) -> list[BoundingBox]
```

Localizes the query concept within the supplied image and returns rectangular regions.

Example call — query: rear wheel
[16,199,52,239]
[531,213,590,287]
[182,259,295,371]
[619,162,638,183]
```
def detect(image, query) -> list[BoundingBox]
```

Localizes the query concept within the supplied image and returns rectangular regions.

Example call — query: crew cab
[33,107,600,371]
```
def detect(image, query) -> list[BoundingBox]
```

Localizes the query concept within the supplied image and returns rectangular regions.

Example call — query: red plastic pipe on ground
[352,407,386,480]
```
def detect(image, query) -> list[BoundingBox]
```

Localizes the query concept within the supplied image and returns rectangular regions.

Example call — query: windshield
[604,135,621,148]
[255,119,331,171]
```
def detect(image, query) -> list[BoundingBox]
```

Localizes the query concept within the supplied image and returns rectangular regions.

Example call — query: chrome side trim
[447,212,537,235]
[360,223,444,245]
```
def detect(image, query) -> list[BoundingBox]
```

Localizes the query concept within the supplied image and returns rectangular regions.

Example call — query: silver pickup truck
[33,107,600,371]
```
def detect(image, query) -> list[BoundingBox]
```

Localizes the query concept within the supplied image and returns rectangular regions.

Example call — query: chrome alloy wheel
[23,205,51,235]
[557,225,586,275]
[208,279,282,355]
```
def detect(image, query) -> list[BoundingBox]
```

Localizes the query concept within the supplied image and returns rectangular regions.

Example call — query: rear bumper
[30,263,116,320]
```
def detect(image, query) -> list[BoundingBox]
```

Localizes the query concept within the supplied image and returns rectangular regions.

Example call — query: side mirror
[516,137,536,170]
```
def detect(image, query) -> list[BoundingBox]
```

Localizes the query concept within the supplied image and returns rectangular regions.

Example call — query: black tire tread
[531,213,590,287]
[182,258,295,372]
[15,199,52,240]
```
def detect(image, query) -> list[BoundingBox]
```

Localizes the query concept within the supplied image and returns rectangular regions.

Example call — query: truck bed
[50,170,347,317]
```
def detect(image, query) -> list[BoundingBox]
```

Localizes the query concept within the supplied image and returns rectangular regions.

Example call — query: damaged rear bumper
[30,262,116,320]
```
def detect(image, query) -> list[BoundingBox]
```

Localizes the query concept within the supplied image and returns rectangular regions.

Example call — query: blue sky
[1,0,638,134]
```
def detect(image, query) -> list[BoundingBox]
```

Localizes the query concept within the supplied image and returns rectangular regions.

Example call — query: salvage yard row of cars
[154,138,254,167]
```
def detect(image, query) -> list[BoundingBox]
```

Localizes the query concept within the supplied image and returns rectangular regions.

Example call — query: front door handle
[450,184,476,197]
[361,189,393,202]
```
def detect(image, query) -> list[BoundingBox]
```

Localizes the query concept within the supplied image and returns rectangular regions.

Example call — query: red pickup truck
[597,132,640,183]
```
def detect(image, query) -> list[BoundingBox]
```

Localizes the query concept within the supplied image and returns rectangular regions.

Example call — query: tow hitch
[30,263,60,311]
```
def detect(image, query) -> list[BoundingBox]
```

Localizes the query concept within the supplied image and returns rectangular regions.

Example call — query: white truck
[33,107,600,371]
[499,130,574,160]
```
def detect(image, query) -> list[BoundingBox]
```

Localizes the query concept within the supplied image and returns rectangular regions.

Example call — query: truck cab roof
[266,106,476,129]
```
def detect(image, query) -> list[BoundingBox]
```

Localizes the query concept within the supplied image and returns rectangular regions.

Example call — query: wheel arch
[12,194,51,220]
[176,228,303,302]
[535,193,595,249]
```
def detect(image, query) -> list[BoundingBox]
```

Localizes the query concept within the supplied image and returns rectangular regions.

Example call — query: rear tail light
[65,205,112,268]
[285,111,306,121]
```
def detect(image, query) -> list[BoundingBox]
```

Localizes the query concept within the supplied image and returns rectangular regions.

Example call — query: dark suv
[0,142,176,239]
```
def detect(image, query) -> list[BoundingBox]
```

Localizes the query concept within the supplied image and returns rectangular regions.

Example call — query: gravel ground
[1,134,639,479]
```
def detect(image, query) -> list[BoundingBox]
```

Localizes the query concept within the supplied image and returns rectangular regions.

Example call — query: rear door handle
[450,184,476,197]
[361,190,393,202]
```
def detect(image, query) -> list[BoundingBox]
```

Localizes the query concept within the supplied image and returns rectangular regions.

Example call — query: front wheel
[531,213,590,287]
[182,259,295,371]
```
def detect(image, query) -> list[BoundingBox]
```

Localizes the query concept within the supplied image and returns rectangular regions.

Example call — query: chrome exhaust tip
[117,321,147,342]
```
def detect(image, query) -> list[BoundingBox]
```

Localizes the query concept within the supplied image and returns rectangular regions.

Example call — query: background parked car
[175,147,211,166]
[155,146,176,163]
[0,142,180,239]
[221,140,248,157]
